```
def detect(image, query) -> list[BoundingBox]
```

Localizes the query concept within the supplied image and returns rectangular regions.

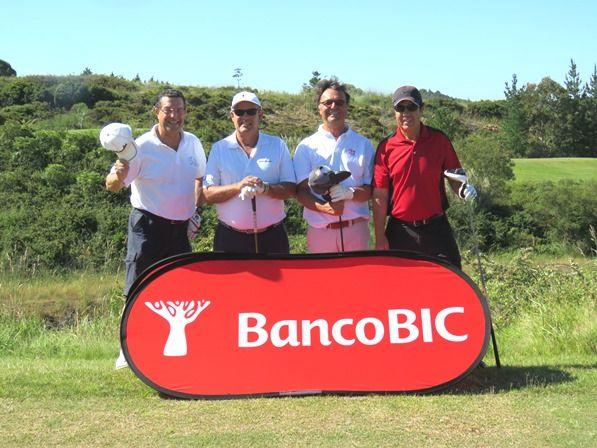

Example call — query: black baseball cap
[392,85,423,108]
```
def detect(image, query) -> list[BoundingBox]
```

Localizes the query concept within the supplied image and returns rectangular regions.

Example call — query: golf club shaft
[251,197,259,254]
[338,215,345,252]
[467,202,501,368]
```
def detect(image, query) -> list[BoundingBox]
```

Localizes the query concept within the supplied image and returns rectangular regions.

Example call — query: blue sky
[3,0,596,100]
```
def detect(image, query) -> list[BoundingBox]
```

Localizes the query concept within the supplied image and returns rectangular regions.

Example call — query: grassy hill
[513,158,597,183]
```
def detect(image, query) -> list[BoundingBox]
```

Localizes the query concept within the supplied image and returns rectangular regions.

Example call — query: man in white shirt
[294,80,375,253]
[105,89,206,297]
[203,91,296,253]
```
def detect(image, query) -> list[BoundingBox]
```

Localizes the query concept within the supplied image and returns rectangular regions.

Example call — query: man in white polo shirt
[105,89,206,297]
[203,91,296,253]
[294,79,375,253]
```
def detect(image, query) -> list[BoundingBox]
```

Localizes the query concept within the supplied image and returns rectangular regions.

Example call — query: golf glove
[458,183,478,201]
[239,185,257,201]
[187,210,202,241]
[329,184,354,202]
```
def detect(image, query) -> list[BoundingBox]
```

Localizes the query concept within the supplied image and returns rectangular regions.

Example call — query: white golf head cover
[99,123,138,161]
[443,169,468,184]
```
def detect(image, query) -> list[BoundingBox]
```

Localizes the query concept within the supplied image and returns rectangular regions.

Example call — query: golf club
[251,196,259,254]
[308,166,351,252]
[444,168,502,368]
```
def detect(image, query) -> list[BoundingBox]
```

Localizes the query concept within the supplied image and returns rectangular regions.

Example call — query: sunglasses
[320,99,346,108]
[394,103,420,113]
[232,108,259,117]
[160,107,186,115]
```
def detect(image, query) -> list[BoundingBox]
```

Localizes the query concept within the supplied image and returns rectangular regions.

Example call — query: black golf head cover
[308,165,351,200]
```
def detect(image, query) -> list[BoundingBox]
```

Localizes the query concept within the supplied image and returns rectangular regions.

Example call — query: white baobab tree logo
[145,300,211,357]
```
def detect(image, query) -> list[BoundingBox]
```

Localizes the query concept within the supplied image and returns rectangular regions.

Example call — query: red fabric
[123,253,489,397]
[373,125,461,221]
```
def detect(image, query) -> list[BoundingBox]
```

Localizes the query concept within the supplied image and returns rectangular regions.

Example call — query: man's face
[318,88,347,128]
[230,101,262,134]
[394,100,422,134]
[155,96,186,134]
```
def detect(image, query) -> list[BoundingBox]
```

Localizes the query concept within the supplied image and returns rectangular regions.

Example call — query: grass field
[512,157,597,183]
[1,257,595,447]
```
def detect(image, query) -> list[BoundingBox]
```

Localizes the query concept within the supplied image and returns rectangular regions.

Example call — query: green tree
[457,129,514,205]
[232,68,243,88]
[585,64,597,97]
[424,103,466,142]
[500,74,528,156]
[302,71,321,91]
[580,65,597,154]
[564,59,582,100]
[0,59,16,77]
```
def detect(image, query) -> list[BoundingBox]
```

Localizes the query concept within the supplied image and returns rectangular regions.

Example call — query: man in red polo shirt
[372,85,477,269]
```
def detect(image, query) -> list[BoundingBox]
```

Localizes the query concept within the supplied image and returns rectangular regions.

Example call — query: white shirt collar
[317,124,351,139]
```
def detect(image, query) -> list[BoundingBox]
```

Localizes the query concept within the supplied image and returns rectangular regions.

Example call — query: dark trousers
[213,222,290,254]
[124,208,191,297]
[385,215,462,269]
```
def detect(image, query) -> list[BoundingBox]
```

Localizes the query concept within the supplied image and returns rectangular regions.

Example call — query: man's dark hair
[314,79,350,107]
[155,89,186,108]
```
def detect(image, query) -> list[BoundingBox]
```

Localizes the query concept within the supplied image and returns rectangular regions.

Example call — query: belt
[325,217,367,230]
[391,213,445,228]
[136,208,187,225]
[218,220,283,234]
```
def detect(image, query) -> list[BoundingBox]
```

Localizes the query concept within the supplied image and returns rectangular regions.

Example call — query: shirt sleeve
[441,136,462,171]
[204,144,221,188]
[293,143,312,184]
[195,138,207,179]
[362,139,375,185]
[278,139,297,183]
[372,139,390,189]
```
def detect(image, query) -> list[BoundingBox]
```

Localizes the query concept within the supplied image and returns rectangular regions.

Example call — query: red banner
[122,251,490,398]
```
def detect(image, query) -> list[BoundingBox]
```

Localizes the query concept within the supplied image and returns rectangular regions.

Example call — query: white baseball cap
[99,123,138,161]
[231,91,261,109]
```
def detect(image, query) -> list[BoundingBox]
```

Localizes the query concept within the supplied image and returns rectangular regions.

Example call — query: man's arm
[266,182,296,200]
[351,184,372,202]
[203,175,264,204]
[447,178,461,195]
[105,160,129,193]
[296,179,344,216]
[372,187,390,250]
[195,178,204,207]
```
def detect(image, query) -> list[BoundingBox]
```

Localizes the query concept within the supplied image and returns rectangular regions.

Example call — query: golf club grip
[251,197,257,213]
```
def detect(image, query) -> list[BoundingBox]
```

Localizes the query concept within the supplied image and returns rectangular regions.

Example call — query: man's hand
[113,159,129,182]
[105,159,130,192]
[458,183,477,201]
[316,201,344,216]
[239,185,257,200]
[254,181,269,195]
[329,184,354,202]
